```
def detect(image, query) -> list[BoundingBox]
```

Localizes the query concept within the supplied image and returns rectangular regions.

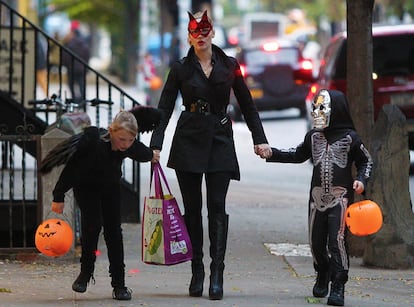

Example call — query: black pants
[309,200,349,282]
[175,171,231,219]
[175,170,230,259]
[74,184,125,287]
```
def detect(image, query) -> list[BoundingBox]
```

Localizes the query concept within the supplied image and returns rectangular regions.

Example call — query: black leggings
[309,201,349,282]
[175,171,231,217]
[74,184,125,282]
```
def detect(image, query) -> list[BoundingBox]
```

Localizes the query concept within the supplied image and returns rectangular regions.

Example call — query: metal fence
[0,132,40,252]
[0,1,144,252]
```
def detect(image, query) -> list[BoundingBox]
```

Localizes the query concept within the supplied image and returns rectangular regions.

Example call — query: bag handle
[150,162,172,198]
[154,162,172,194]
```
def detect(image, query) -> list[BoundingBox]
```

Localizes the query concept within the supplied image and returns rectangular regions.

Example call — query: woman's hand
[151,149,160,163]
[254,144,272,159]
[51,201,64,214]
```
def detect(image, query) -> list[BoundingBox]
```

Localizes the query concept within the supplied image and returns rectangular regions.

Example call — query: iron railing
[0,0,144,251]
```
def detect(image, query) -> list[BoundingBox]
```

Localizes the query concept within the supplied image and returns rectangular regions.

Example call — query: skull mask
[311,89,331,130]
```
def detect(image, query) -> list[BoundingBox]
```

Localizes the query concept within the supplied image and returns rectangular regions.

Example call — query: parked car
[228,37,314,121]
[305,24,414,147]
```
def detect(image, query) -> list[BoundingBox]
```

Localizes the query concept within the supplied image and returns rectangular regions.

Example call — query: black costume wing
[38,126,102,174]
[39,105,161,174]
[129,105,162,133]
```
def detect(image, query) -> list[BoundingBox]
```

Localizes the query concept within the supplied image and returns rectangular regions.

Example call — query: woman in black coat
[150,11,271,300]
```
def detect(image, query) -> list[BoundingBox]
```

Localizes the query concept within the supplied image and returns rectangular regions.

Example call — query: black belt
[184,100,226,115]
[188,100,210,114]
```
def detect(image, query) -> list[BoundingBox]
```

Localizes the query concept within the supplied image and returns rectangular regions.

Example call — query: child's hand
[51,201,64,214]
[353,180,365,194]
[254,144,272,159]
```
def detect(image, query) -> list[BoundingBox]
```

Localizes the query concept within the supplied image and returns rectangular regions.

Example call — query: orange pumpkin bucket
[345,200,383,236]
[35,218,74,257]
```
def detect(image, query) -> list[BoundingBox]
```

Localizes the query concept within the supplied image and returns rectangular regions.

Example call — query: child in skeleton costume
[266,89,372,306]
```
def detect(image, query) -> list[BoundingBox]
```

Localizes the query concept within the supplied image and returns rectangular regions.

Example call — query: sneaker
[72,273,95,293]
[327,282,345,306]
[312,271,329,298]
[112,287,132,300]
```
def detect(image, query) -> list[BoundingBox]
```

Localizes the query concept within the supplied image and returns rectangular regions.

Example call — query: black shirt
[53,127,153,202]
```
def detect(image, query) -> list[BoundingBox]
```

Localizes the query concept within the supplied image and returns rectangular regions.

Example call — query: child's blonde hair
[110,110,138,136]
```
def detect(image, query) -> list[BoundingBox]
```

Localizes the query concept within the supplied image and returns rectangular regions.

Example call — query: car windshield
[245,48,299,68]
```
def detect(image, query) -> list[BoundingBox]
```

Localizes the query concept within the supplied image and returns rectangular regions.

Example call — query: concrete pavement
[1,199,414,306]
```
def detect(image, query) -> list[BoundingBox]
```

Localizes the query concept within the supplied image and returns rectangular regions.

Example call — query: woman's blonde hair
[110,110,138,136]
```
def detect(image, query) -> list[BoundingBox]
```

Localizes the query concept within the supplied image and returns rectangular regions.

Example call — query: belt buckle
[199,102,209,113]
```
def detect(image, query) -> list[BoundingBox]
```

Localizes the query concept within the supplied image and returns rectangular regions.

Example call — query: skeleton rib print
[311,132,351,211]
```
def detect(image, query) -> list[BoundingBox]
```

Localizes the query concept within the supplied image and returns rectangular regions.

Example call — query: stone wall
[40,128,76,252]
[363,105,414,269]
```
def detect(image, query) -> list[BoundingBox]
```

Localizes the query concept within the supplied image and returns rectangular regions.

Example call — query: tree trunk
[122,0,140,84]
[363,105,414,269]
[346,0,375,256]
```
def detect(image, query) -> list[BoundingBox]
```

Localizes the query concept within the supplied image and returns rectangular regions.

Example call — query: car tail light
[240,64,247,77]
[309,84,318,95]
[299,59,313,71]
[306,84,319,102]
[295,60,315,84]
[262,41,279,52]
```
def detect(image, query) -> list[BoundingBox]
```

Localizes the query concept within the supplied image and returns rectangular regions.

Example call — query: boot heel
[209,265,224,300]
[189,271,205,297]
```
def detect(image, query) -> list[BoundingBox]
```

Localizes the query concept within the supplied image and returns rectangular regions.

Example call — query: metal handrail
[0,1,143,238]
[0,0,142,128]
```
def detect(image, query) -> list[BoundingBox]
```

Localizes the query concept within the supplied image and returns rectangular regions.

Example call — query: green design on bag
[148,219,163,255]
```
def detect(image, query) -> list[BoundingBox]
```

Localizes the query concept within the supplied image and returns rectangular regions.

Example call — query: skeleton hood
[322,89,355,143]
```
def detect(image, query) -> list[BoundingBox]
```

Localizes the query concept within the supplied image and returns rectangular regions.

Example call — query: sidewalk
[1,202,414,307]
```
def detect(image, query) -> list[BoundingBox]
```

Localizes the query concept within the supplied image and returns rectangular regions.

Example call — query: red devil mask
[188,10,212,38]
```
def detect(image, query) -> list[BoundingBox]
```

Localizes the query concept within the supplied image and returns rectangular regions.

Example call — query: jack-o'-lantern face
[35,218,73,257]
[345,200,383,236]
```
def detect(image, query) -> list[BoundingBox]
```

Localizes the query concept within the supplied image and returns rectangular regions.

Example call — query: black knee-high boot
[208,214,229,300]
[184,215,205,297]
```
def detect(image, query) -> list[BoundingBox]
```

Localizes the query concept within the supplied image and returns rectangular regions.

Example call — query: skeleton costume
[266,89,372,306]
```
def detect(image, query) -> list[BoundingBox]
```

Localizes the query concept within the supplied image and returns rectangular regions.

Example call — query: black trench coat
[150,45,268,180]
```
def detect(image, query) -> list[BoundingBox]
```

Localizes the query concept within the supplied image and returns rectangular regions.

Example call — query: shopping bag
[142,162,192,265]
